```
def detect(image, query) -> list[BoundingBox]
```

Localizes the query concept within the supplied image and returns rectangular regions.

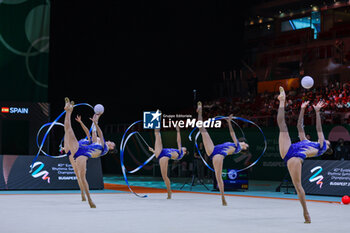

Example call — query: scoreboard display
[0,102,49,155]
[214,169,249,191]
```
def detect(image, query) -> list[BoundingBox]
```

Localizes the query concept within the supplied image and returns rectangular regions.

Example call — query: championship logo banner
[302,160,350,196]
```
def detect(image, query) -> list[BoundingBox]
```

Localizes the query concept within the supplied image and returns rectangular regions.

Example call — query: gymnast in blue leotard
[277,87,332,223]
[63,98,115,208]
[69,136,109,160]
[156,148,185,161]
[196,102,249,206]
[282,138,328,164]
[148,124,187,199]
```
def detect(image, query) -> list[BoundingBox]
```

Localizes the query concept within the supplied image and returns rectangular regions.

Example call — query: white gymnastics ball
[94,104,104,114]
[301,76,314,89]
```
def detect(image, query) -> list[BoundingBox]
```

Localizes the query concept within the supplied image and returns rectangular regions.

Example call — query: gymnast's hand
[313,100,326,112]
[90,114,99,124]
[148,147,155,153]
[301,101,310,109]
[75,115,83,123]
[226,114,233,123]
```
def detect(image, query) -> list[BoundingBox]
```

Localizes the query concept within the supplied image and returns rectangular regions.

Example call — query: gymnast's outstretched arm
[75,115,91,142]
[313,101,326,148]
[226,114,239,145]
[297,101,309,141]
[91,114,105,144]
[176,126,182,151]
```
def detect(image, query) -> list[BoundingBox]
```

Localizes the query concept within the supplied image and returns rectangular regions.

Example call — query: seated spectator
[334,138,350,160]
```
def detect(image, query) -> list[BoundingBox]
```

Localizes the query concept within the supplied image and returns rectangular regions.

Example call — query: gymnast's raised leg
[154,129,172,199]
[197,101,226,206]
[63,98,85,198]
[277,87,310,223]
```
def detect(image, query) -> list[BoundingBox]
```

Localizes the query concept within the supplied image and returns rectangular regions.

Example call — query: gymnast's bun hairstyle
[324,148,333,156]
[238,137,248,143]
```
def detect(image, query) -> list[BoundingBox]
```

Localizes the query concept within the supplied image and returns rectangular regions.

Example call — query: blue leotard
[209,142,241,159]
[283,140,327,164]
[68,139,108,159]
[157,148,184,161]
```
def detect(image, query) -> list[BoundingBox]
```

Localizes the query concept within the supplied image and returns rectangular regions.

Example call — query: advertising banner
[302,160,350,196]
[0,155,103,190]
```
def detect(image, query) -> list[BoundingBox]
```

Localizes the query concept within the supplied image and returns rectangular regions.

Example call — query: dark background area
[49,0,251,124]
